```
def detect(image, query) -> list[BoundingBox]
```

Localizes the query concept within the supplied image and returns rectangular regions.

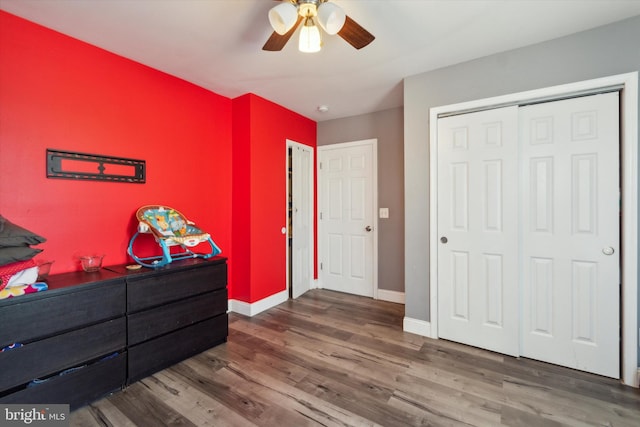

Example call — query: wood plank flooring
[71,290,640,427]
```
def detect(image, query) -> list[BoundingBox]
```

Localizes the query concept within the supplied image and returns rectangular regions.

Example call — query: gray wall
[318,107,404,293]
[404,15,640,355]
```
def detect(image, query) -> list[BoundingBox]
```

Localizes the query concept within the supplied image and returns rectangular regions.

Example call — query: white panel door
[320,142,374,297]
[437,106,520,356]
[291,144,313,299]
[520,93,620,378]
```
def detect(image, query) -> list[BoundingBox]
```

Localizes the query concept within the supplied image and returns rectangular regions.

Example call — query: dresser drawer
[127,262,227,312]
[128,289,227,345]
[0,352,126,410]
[0,280,125,348]
[0,317,126,392]
[128,314,227,382]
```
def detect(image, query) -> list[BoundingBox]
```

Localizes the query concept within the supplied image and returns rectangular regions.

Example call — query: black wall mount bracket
[46,149,146,183]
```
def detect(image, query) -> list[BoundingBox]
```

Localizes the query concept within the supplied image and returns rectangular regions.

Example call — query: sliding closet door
[437,106,520,356]
[520,92,620,378]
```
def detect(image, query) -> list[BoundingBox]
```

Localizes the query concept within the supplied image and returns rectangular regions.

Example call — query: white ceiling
[2,0,640,121]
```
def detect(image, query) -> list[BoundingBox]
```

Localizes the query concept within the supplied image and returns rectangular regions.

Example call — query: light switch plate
[379,208,389,219]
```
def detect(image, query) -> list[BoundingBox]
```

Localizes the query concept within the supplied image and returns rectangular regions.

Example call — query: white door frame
[429,72,638,387]
[286,139,315,297]
[318,139,379,298]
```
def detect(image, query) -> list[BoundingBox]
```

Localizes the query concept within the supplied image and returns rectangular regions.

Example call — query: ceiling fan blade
[338,15,375,49]
[262,15,303,51]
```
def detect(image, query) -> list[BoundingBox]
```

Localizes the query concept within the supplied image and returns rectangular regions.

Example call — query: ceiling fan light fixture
[299,16,322,53]
[317,2,346,35]
[262,0,374,52]
[268,2,299,35]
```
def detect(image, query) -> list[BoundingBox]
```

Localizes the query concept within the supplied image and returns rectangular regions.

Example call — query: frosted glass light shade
[268,2,299,35]
[317,2,346,35]
[299,19,322,53]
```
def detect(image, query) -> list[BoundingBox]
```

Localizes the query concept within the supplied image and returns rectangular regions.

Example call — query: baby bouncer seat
[128,205,221,268]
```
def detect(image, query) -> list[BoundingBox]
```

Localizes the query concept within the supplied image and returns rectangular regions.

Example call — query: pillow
[0,215,46,247]
[0,246,43,266]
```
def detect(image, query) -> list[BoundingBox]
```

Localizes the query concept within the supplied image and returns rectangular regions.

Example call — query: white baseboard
[403,316,432,338]
[377,289,405,304]
[228,289,288,317]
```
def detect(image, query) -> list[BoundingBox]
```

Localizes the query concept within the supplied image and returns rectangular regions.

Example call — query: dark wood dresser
[0,257,227,410]
[111,257,228,383]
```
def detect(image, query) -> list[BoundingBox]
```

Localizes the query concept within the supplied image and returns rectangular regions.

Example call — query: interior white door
[319,141,375,297]
[437,106,520,356]
[291,144,313,299]
[520,92,620,378]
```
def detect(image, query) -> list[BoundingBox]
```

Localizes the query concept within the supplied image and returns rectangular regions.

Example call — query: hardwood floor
[71,290,640,427]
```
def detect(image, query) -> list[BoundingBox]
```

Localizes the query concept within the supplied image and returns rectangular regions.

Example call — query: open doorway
[286,140,314,299]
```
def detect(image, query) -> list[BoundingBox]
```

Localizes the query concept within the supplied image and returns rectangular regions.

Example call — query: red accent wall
[0,11,317,304]
[231,96,251,301]
[0,11,233,277]
[231,94,316,303]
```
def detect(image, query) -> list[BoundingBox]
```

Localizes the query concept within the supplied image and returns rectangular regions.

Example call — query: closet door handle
[602,246,615,255]
[440,236,448,244]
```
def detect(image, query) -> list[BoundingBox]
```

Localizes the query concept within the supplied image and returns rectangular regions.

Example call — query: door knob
[365,226,372,232]
[602,246,615,255]
[440,236,448,244]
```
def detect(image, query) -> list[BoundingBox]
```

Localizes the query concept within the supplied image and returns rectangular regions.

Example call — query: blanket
[0,282,48,300]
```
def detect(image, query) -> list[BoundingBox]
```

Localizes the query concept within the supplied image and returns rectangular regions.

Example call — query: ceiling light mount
[298,1,319,19]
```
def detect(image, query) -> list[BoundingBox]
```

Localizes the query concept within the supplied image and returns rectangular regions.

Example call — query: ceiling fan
[263,0,375,53]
